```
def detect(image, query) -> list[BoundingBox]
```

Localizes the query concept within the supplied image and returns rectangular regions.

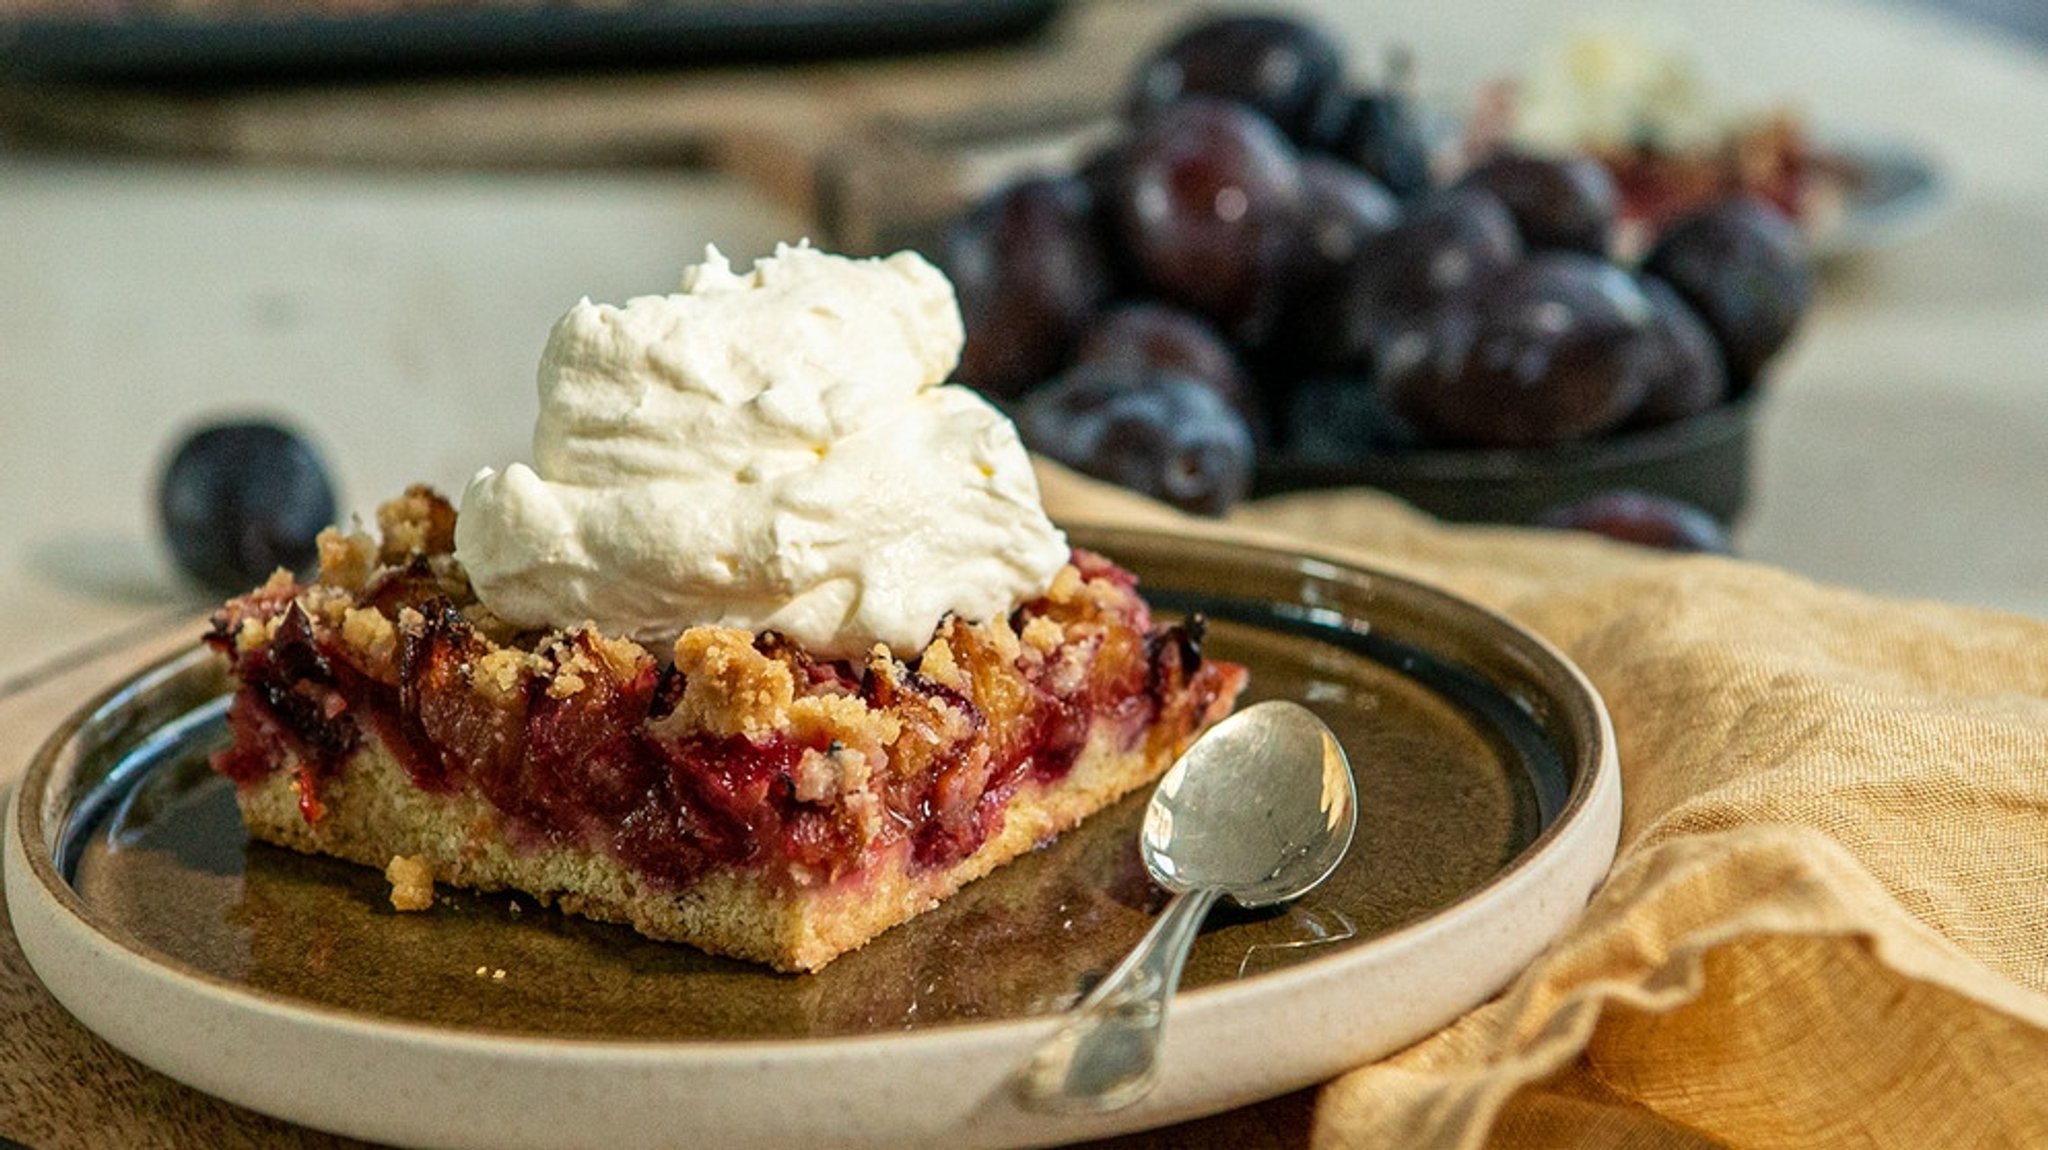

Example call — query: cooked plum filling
[207,488,1241,893]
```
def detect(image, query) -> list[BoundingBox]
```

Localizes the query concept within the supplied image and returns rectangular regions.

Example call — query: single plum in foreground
[159,418,337,595]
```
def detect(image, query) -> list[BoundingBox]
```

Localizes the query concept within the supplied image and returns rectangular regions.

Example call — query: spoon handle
[1014,886,1222,1113]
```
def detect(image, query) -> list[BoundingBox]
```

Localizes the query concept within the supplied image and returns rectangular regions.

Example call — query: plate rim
[1807,124,1951,257]
[6,527,1621,1149]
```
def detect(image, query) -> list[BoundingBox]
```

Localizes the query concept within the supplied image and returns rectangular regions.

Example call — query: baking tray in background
[0,0,1062,84]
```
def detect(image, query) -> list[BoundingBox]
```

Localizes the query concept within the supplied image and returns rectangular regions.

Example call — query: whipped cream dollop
[454,243,1070,659]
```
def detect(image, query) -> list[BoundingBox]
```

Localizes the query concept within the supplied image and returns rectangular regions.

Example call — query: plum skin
[158,418,338,594]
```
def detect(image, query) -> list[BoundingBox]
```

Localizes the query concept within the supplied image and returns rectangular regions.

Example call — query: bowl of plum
[934,11,1813,546]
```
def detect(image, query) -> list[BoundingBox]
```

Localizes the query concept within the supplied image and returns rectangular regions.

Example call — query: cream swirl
[454,243,1069,658]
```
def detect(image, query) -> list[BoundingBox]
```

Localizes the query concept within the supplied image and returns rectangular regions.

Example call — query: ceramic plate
[6,527,1619,1150]
[1807,129,1951,259]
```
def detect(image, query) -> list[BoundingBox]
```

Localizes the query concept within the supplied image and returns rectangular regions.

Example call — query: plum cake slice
[205,488,1246,972]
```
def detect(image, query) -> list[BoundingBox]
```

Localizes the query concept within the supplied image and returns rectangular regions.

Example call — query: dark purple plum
[1294,154,1401,296]
[1369,299,1476,438]
[1348,185,1522,314]
[1106,97,1305,342]
[1452,149,1618,256]
[1015,366,1254,516]
[158,418,337,595]
[1072,301,1256,428]
[1319,86,1435,200]
[1301,185,1522,373]
[939,173,1115,400]
[1640,196,1813,389]
[1282,374,1421,462]
[1076,139,1126,223]
[1535,489,1733,553]
[1628,274,1731,429]
[1380,252,1655,448]
[1267,156,1402,375]
[1125,13,1346,144]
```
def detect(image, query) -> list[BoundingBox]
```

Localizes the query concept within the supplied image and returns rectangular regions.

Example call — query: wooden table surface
[3,1,2047,1146]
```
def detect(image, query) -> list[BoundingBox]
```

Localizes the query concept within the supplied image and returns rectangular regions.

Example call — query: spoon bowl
[1143,700,1357,906]
[1016,699,1358,1113]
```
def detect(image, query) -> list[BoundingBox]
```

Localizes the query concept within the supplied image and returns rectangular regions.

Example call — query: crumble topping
[786,692,899,756]
[981,611,1026,666]
[1046,564,1084,605]
[1047,642,1092,697]
[543,627,652,701]
[341,606,397,670]
[377,484,458,563]
[317,527,378,593]
[233,613,282,654]
[666,627,797,740]
[792,745,871,804]
[1020,616,1064,656]
[472,648,538,705]
[917,637,968,694]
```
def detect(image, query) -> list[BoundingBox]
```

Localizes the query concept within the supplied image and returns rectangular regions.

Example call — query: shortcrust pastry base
[237,719,1202,973]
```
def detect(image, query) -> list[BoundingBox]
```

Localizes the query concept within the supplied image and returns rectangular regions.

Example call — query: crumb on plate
[385,854,436,911]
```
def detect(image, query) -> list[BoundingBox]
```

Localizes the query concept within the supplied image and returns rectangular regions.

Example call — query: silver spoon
[1014,699,1358,1114]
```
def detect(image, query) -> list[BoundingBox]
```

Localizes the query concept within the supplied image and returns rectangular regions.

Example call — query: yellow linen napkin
[1036,461,2048,1150]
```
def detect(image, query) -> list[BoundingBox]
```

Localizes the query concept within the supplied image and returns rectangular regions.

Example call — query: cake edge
[232,684,1240,974]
